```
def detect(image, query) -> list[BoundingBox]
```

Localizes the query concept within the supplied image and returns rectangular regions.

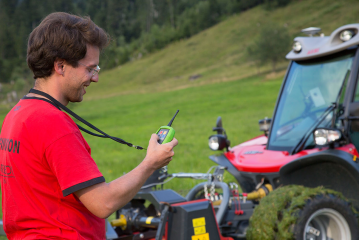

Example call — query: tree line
[0,0,291,86]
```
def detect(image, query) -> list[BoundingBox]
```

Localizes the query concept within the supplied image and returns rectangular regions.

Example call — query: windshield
[268,51,355,151]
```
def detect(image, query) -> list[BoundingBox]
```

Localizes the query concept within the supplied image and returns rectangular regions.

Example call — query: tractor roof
[286,23,359,61]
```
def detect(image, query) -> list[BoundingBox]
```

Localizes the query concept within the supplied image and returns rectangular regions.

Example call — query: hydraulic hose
[111,214,127,230]
[186,182,230,225]
[111,214,161,231]
[246,184,273,200]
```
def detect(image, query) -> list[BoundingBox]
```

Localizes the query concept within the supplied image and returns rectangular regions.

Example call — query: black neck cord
[29,88,145,150]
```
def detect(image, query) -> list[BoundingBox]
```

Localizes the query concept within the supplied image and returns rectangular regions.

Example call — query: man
[0,12,178,239]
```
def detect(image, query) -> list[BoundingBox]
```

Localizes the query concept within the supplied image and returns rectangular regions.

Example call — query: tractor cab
[268,44,354,154]
[274,24,359,154]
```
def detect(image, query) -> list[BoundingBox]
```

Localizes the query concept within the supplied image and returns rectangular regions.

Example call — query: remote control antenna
[167,110,179,127]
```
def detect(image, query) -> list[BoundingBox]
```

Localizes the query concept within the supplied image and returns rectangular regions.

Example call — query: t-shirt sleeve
[45,131,105,197]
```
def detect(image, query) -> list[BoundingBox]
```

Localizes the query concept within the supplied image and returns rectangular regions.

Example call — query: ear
[54,58,65,76]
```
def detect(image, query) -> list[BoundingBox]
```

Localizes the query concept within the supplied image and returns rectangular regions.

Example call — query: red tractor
[106,24,359,240]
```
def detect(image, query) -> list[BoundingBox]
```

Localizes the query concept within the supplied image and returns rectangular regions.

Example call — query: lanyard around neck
[29,88,145,150]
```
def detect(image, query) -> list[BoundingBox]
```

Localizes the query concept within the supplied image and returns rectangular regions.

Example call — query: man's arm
[75,134,178,219]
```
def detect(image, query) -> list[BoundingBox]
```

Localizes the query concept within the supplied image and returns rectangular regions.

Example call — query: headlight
[314,128,342,146]
[208,135,228,151]
[340,30,354,42]
[293,41,302,53]
[209,136,219,150]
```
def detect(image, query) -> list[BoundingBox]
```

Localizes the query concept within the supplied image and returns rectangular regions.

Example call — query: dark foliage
[264,0,292,10]
[0,0,273,84]
[247,23,291,72]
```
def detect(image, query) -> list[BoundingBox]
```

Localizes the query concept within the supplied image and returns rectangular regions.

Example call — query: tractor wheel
[292,194,358,240]
[246,185,358,240]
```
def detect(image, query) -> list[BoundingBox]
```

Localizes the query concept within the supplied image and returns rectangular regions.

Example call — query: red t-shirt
[0,97,106,239]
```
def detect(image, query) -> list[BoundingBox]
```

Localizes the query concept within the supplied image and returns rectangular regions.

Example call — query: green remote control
[156,110,179,144]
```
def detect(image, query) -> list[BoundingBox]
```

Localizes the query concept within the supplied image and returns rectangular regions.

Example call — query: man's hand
[143,134,178,170]
[75,134,178,219]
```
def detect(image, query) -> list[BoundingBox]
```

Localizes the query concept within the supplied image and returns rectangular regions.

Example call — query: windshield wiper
[290,104,336,155]
[331,69,350,127]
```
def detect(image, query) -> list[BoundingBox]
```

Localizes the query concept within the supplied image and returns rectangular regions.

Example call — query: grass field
[74,73,283,193]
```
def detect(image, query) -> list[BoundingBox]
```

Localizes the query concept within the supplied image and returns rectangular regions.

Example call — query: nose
[91,74,99,83]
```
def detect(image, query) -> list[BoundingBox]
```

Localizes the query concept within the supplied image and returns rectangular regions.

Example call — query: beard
[65,84,86,103]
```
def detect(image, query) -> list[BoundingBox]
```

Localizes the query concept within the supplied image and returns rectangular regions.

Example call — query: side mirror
[313,128,342,146]
[213,116,224,135]
[209,117,230,151]
[259,117,271,137]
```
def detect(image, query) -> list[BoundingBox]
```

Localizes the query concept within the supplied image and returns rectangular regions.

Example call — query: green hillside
[85,0,359,99]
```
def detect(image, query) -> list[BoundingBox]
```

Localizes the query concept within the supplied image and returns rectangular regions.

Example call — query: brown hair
[27,12,109,79]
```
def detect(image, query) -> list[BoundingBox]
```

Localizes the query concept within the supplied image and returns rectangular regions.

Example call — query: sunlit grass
[73,74,283,193]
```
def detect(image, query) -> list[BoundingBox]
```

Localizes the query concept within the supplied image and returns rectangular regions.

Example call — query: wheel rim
[303,208,351,240]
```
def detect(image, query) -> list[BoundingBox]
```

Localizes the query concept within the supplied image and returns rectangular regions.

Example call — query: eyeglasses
[78,62,100,76]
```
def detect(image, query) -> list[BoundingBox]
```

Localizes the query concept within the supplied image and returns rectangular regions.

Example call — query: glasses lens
[93,66,100,76]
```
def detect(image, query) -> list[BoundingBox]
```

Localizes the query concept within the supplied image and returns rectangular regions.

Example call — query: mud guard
[209,154,256,192]
[280,149,359,208]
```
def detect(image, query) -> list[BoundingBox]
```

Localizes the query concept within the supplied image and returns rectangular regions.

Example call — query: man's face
[63,44,100,103]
